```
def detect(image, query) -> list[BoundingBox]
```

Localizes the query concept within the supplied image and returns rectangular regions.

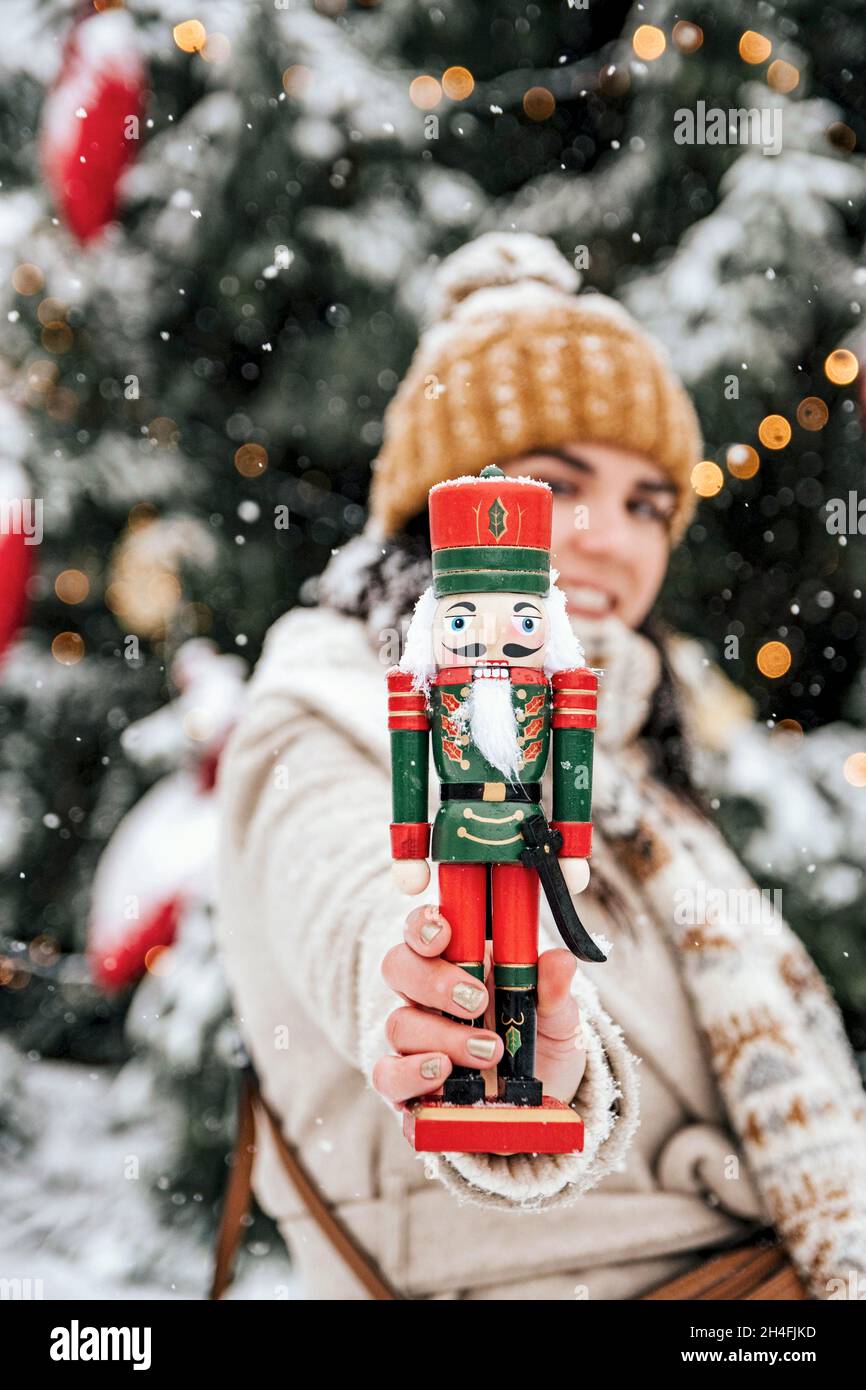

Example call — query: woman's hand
[373,904,587,1110]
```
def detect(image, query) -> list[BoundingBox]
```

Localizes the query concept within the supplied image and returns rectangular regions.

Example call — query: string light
[442,67,474,100]
[202,33,231,64]
[758,414,791,450]
[726,444,760,479]
[234,443,268,477]
[523,87,555,121]
[409,76,442,110]
[756,641,792,679]
[770,719,804,741]
[173,20,207,53]
[11,264,43,295]
[632,25,666,61]
[738,31,772,64]
[796,397,829,430]
[51,632,85,666]
[824,349,859,385]
[145,945,175,977]
[672,21,703,54]
[767,60,799,93]
[55,570,90,605]
[282,66,311,99]
[42,322,73,354]
[843,753,866,788]
[691,460,724,496]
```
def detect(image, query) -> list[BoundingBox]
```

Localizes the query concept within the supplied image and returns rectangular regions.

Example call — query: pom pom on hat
[425,230,580,324]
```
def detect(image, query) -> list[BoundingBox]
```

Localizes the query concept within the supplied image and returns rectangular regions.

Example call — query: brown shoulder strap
[641,1232,808,1300]
[210,1068,404,1301]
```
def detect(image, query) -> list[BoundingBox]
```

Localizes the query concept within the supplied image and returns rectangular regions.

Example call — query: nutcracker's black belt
[440,782,541,803]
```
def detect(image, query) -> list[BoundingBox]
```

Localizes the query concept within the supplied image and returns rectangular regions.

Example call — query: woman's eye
[629,497,673,524]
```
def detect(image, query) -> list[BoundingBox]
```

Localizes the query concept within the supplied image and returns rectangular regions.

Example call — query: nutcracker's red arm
[386,668,431,860]
[550,667,597,859]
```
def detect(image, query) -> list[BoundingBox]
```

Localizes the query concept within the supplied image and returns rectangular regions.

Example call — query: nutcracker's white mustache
[459,673,522,782]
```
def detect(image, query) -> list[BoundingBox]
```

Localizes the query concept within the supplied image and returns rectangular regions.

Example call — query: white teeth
[570,586,612,613]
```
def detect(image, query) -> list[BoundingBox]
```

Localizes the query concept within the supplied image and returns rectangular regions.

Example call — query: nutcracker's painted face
[432,590,550,669]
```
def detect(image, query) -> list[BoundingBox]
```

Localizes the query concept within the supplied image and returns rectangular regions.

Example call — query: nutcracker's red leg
[437,861,487,1104]
[491,863,543,1105]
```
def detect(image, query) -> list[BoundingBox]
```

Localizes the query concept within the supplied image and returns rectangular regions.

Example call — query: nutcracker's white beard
[461,672,522,783]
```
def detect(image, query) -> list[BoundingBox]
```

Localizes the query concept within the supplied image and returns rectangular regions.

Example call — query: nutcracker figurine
[387,466,607,1156]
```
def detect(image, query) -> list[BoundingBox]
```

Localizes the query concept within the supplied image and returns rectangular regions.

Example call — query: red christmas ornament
[87,642,248,992]
[0,462,34,662]
[40,6,146,244]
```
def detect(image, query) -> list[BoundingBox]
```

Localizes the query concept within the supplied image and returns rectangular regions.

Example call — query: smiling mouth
[565,585,616,616]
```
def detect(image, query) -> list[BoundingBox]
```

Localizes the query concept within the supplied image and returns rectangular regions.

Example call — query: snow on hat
[367,231,702,544]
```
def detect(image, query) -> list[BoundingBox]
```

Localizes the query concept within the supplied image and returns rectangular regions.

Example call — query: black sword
[518,813,607,964]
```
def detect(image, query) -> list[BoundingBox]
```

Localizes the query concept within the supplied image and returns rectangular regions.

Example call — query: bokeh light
[442,67,474,100]
[691,460,724,496]
[672,21,703,54]
[767,60,800,93]
[51,632,85,666]
[770,718,804,742]
[726,444,760,479]
[523,87,556,121]
[632,25,666,60]
[756,641,792,679]
[796,397,829,430]
[282,65,312,99]
[11,263,43,295]
[55,570,90,605]
[738,31,772,64]
[202,33,231,64]
[843,753,866,788]
[234,443,268,477]
[173,20,207,53]
[409,76,442,110]
[824,349,859,385]
[145,945,175,977]
[758,414,791,450]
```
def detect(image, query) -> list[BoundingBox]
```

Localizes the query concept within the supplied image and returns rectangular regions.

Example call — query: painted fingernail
[420,921,443,943]
[452,982,485,1012]
[467,1036,498,1060]
[420,1057,441,1079]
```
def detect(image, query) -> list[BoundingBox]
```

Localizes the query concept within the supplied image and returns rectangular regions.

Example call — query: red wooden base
[403,1095,584,1156]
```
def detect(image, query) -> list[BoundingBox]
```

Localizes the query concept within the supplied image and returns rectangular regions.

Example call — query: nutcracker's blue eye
[448,616,467,633]
[520,617,538,634]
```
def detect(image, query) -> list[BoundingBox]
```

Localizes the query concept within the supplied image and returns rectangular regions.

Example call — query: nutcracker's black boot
[442,973,486,1104]
[442,1073,485,1104]
[496,985,543,1106]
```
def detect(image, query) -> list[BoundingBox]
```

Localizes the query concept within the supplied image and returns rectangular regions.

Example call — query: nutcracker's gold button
[460,686,470,697]
[517,689,526,699]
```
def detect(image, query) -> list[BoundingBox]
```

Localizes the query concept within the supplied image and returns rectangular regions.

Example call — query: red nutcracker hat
[428,465,552,598]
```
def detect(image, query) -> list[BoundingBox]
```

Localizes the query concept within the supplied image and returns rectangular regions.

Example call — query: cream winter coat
[215,603,866,1300]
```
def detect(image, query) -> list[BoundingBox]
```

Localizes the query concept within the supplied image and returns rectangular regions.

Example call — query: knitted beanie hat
[367,232,703,544]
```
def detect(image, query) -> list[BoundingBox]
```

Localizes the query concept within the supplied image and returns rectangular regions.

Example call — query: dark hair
[319,523,705,814]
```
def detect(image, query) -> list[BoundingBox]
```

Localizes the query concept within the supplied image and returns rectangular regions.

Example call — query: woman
[215,233,866,1300]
